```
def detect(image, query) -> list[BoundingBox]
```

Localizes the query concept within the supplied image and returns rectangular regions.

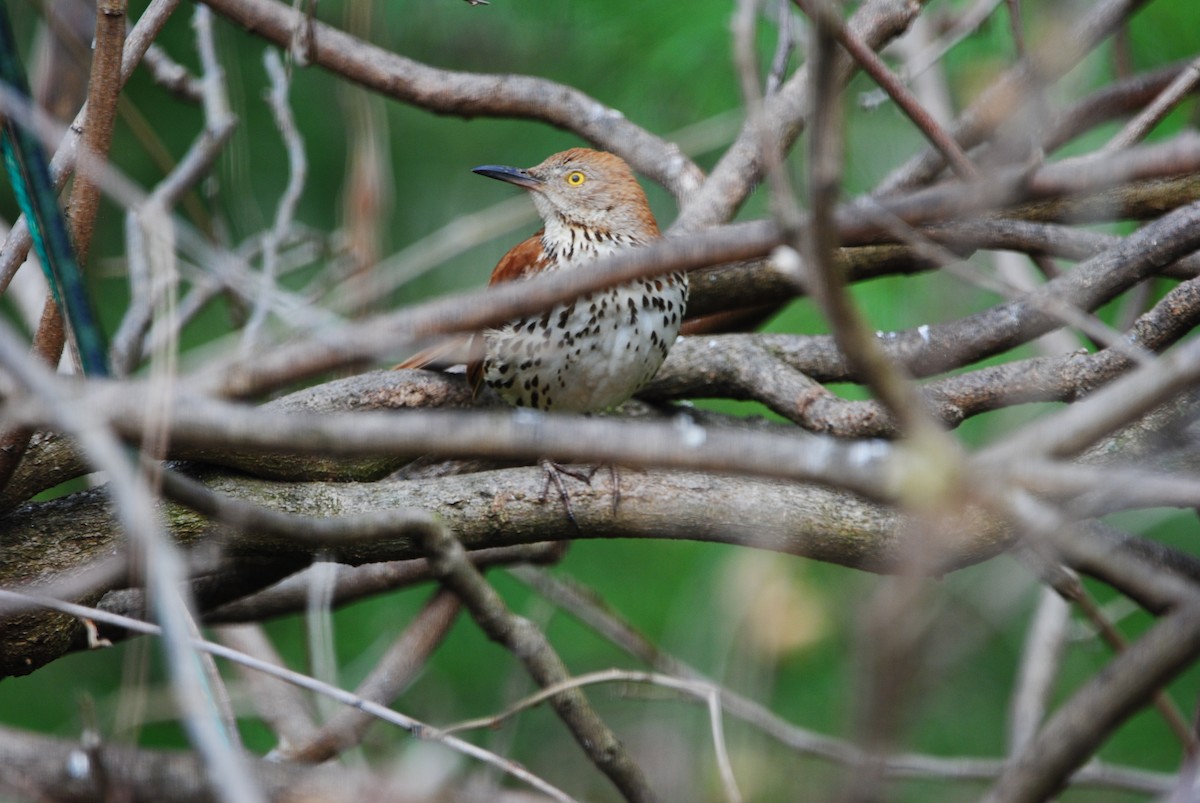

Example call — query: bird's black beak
[472,164,544,190]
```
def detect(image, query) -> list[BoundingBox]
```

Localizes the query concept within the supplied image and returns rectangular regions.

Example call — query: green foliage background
[2,1,1199,800]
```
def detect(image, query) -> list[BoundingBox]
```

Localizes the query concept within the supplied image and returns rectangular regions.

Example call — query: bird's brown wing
[464,232,548,393]
[486,231,548,284]
[396,231,548,380]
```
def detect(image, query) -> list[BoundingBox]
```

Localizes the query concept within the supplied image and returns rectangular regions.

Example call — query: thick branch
[0,467,1005,677]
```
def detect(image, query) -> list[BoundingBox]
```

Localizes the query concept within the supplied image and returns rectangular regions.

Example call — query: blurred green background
[2,0,1199,800]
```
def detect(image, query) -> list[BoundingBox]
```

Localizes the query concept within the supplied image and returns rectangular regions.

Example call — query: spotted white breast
[482,229,687,412]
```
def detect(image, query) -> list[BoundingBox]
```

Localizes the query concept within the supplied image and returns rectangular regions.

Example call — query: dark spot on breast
[557,302,576,327]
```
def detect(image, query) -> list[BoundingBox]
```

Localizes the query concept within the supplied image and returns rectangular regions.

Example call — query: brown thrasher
[400,149,686,521]
[465,147,688,411]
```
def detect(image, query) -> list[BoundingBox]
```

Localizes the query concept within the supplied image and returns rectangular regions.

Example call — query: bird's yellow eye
[565,170,586,186]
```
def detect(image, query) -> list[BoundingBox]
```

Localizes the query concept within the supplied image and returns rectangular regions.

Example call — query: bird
[399,148,687,520]
[466,147,687,412]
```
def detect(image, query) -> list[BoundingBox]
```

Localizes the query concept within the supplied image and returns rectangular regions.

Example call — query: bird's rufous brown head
[473,148,659,241]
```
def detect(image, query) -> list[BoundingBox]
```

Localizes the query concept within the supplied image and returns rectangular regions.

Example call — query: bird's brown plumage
[487,230,551,285]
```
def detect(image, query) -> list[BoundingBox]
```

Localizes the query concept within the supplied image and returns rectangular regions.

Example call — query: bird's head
[473,148,658,240]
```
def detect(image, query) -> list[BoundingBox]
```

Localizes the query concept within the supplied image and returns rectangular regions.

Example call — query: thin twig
[447,668,743,803]
[1004,0,1026,58]
[1010,588,1067,756]
[141,42,204,102]
[1103,55,1200,152]
[733,0,805,246]
[900,0,1005,83]
[0,68,336,357]
[794,0,977,178]
[1071,589,1197,752]
[242,48,307,351]
[765,0,797,95]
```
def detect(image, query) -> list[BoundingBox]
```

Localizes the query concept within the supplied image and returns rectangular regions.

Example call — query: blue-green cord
[0,3,108,376]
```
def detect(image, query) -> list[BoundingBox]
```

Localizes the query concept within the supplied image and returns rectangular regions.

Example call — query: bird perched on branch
[400,148,687,519]
[467,148,687,412]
